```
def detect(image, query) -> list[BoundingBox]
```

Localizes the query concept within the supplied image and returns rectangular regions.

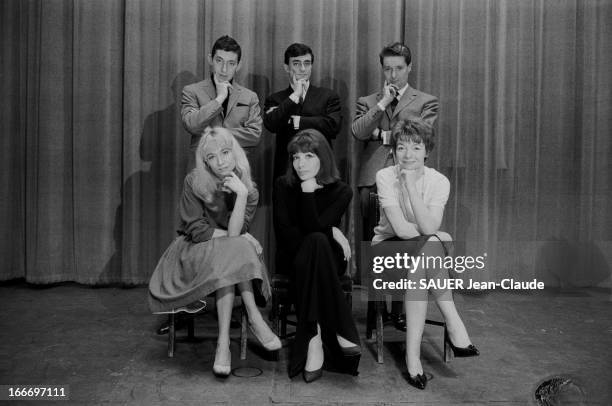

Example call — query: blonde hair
[192,127,254,204]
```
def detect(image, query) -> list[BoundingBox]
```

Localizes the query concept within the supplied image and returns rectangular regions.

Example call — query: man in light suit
[181,35,262,162]
[264,43,342,178]
[352,42,439,331]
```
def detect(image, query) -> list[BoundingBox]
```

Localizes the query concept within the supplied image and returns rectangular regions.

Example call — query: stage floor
[0,281,610,405]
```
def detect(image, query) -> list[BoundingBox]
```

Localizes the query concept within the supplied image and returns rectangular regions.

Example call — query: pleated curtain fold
[1,0,610,286]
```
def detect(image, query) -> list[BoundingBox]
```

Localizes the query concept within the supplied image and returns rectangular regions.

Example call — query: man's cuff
[371,128,381,140]
[381,130,391,145]
[377,101,387,112]
[289,93,300,104]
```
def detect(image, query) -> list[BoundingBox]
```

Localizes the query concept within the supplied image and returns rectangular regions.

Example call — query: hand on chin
[399,167,423,186]
[300,176,319,193]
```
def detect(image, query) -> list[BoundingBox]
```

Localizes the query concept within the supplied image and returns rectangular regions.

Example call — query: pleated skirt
[148,235,270,313]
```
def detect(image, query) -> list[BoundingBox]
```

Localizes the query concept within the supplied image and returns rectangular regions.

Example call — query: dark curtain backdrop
[2,0,611,286]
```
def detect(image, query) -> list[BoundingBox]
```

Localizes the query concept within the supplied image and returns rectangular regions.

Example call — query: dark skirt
[382,234,453,301]
[288,232,360,378]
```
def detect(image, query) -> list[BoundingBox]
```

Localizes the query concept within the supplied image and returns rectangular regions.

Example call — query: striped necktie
[390,97,399,113]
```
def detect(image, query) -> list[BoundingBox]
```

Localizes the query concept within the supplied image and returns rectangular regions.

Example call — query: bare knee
[216,285,235,299]
[423,236,445,256]
[434,231,452,242]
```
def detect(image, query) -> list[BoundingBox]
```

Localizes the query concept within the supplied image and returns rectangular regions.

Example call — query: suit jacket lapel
[203,79,217,101]
[302,84,317,108]
[225,83,241,116]
[392,87,417,119]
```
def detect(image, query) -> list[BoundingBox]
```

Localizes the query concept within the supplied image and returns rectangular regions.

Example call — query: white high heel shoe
[249,321,281,351]
[212,345,231,377]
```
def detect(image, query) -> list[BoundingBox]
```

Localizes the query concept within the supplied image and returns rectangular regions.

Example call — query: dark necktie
[222,93,230,117]
[299,84,306,105]
[390,97,399,114]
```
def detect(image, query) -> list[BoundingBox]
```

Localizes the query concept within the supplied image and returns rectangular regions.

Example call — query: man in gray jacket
[352,42,439,331]
[181,35,262,160]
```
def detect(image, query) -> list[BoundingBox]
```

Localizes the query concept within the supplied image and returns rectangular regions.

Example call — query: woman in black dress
[273,129,360,383]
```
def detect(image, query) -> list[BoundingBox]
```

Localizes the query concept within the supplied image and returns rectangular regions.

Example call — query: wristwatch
[372,127,381,141]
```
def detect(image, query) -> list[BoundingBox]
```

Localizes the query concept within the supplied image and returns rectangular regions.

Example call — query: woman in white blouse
[373,119,479,390]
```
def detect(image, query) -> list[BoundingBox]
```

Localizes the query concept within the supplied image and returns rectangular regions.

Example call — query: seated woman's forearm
[212,228,228,238]
[414,217,440,235]
[402,184,442,234]
[395,222,421,239]
[227,193,248,236]
[411,207,441,235]
[385,206,421,239]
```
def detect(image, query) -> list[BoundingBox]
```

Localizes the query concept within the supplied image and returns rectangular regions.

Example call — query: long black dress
[273,177,360,378]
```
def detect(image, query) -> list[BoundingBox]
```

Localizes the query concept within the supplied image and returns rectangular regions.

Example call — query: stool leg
[271,295,280,336]
[279,303,287,338]
[443,325,452,363]
[168,314,175,358]
[366,301,375,339]
[375,301,384,364]
[240,304,248,360]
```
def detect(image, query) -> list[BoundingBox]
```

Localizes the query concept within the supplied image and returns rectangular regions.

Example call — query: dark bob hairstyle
[284,129,340,186]
[284,43,314,65]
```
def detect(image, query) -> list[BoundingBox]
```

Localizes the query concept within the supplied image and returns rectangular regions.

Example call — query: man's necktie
[390,97,399,114]
[299,83,306,106]
[222,94,229,117]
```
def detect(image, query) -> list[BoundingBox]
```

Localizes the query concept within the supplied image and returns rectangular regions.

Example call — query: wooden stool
[166,303,248,360]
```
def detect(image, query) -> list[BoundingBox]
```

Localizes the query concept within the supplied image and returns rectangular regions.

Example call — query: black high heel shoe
[340,346,361,376]
[445,331,480,357]
[407,372,427,390]
[390,313,407,332]
[303,367,323,383]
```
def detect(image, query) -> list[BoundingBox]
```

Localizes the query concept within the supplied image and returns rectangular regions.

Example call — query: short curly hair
[390,119,435,154]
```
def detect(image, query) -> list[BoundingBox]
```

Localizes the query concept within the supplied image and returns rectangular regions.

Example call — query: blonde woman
[149,127,280,377]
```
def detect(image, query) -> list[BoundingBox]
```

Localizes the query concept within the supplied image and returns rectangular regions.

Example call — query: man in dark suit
[352,42,439,331]
[181,35,262,163]
[264,43,342,178]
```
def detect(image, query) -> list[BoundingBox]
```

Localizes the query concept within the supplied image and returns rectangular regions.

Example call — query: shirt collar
[396,83,409,99]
